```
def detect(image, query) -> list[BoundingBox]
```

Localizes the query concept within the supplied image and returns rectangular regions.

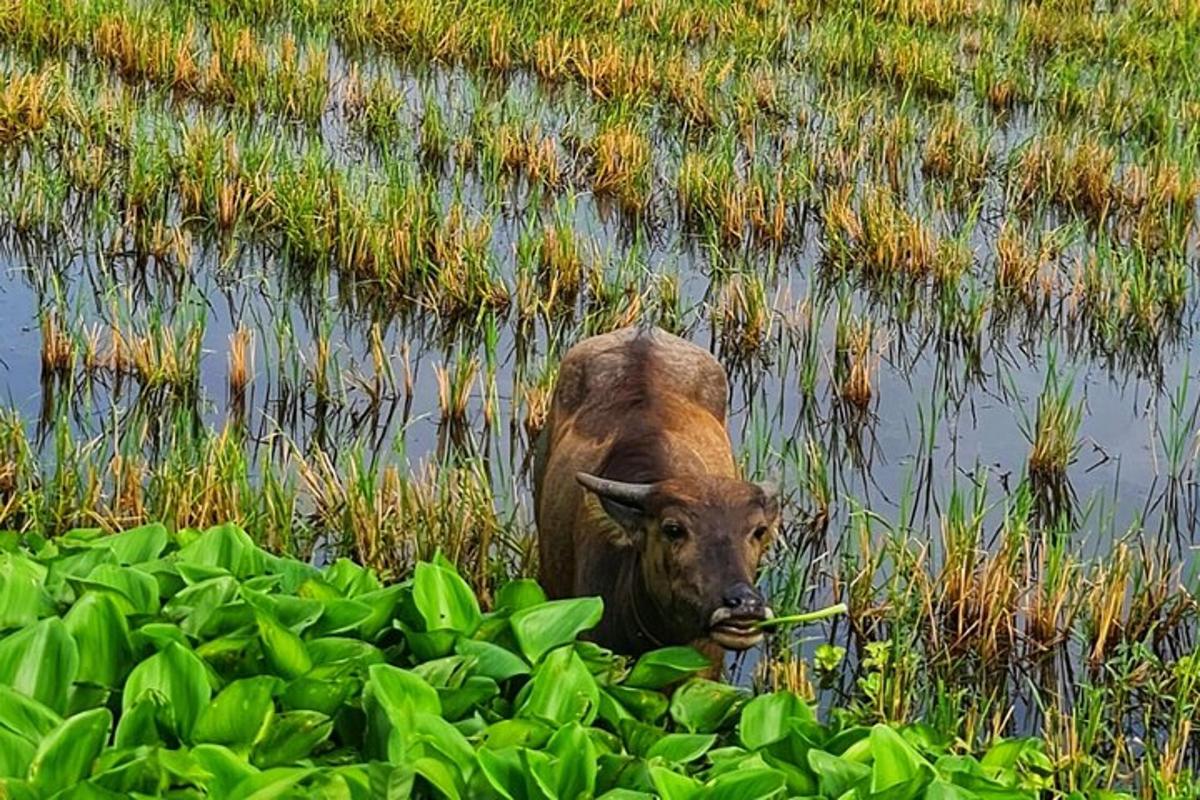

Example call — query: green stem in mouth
[753,603,848,629]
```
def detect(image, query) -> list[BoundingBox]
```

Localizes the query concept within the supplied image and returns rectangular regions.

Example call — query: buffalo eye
[751,525,769,542]
[661,521,687,542]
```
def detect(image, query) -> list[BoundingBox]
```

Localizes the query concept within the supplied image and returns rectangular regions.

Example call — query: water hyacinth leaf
[190,744,259,797]
[668,679,744,733]
[413,756,463,800]
[454,638,530,681]
[310,598,373,636]
[623,646,712,689]
[113,693,164,748]
[63,592,133,690]
[808,749,871,797]
[165,576,241,636]
[871,724,935,792]
[178,523,270,579]
[307,637,386,667]
[412,561,482,635]
[510,596,603,663]
[707,766,787,800]
[407,713,476,777]
[364,664,441,759]
[283,674,358,716]
[739,691,815,750]
[649,766,704,800]
[256,606,313,680]
[229,766,317,799]
[242,586,324,632]
[354,584,406,641]
[45,547,115,598]
[518,645,599,726]
[27,707,112,796]
[547,722,597,799]
[0,616,79,715]
[494,579,547,613]
[0,727,35,778]
[75,564,161,615]
[927,778,994,799]
[122,641,211,741]
[0,552,49,630]
[100,523,168,566]
[477,746,528,800]
[439,675,500,720]
[645,733,717,765]
[323,558,381,598]
[604,685,669,723]
[252,710,334,768]
[192,676,278,748]
[481,718,553,750]
[0,684,63,742]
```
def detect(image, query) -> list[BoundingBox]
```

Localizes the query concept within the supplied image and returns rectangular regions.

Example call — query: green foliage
[0,523,1073,798]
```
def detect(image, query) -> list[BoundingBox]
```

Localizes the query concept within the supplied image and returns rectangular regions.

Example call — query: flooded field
[1,0,1199,793]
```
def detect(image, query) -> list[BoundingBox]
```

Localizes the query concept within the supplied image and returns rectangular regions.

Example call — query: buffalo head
[576,472,779,650]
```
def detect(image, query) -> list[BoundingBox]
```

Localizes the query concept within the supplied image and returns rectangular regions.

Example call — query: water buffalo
[534,325,777,669]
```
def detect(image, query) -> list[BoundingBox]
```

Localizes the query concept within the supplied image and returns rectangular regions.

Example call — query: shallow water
[2,45,1199,737]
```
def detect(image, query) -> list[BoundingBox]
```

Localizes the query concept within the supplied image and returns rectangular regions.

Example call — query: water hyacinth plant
[0,522,1065,799]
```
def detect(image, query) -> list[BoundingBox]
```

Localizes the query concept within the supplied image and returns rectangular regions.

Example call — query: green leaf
[255,606,313,680]
[518,645,600,726]
[927,780,983,800]
[0,616,79,714]
[414,755,463,800]
[192,676,278,748]
[177,523,270,579]
[510,597,604,663]
[112,694,164,748]
[229,767,317,799]
[122,641,211,741]
[323,558,381,597]
[707,766,787,799]
[0,684,63,742]
[63,592,133,690]
[27,707,112,796]
[478,746,530,800]
[73,564,160,616]
[0,727,35,778]
[871,724,934,792]
[413,562,482,635]
[808,749,870,797]
[548,722,597,799]
[252,711,333,768]
[455,638,530,681]
[364,664,441,759]
[190,744,259,796]
[604,685,669,723]
[649,766,704,800]
[495,579,547,612]
[310,598,373,637]
[739,691,814,750]
[0,552,49,630]
[101,523,169,565]
[668,679,744,733]
[645,733,717,764]
[624,647,712,689]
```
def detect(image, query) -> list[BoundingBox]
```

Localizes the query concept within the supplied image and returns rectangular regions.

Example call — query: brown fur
[535,326,777,669]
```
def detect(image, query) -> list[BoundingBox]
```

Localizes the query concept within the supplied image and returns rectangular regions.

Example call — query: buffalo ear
[757,480,781,522]
[576,472,654,545]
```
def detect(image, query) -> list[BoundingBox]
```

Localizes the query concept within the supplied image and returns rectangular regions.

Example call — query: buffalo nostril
[722,583,763,612]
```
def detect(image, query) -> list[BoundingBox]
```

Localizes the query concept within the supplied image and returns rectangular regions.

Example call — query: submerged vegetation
[0,0,1198,795]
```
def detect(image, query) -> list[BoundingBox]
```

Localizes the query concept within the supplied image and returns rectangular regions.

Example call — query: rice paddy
[1,0,1198,795]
